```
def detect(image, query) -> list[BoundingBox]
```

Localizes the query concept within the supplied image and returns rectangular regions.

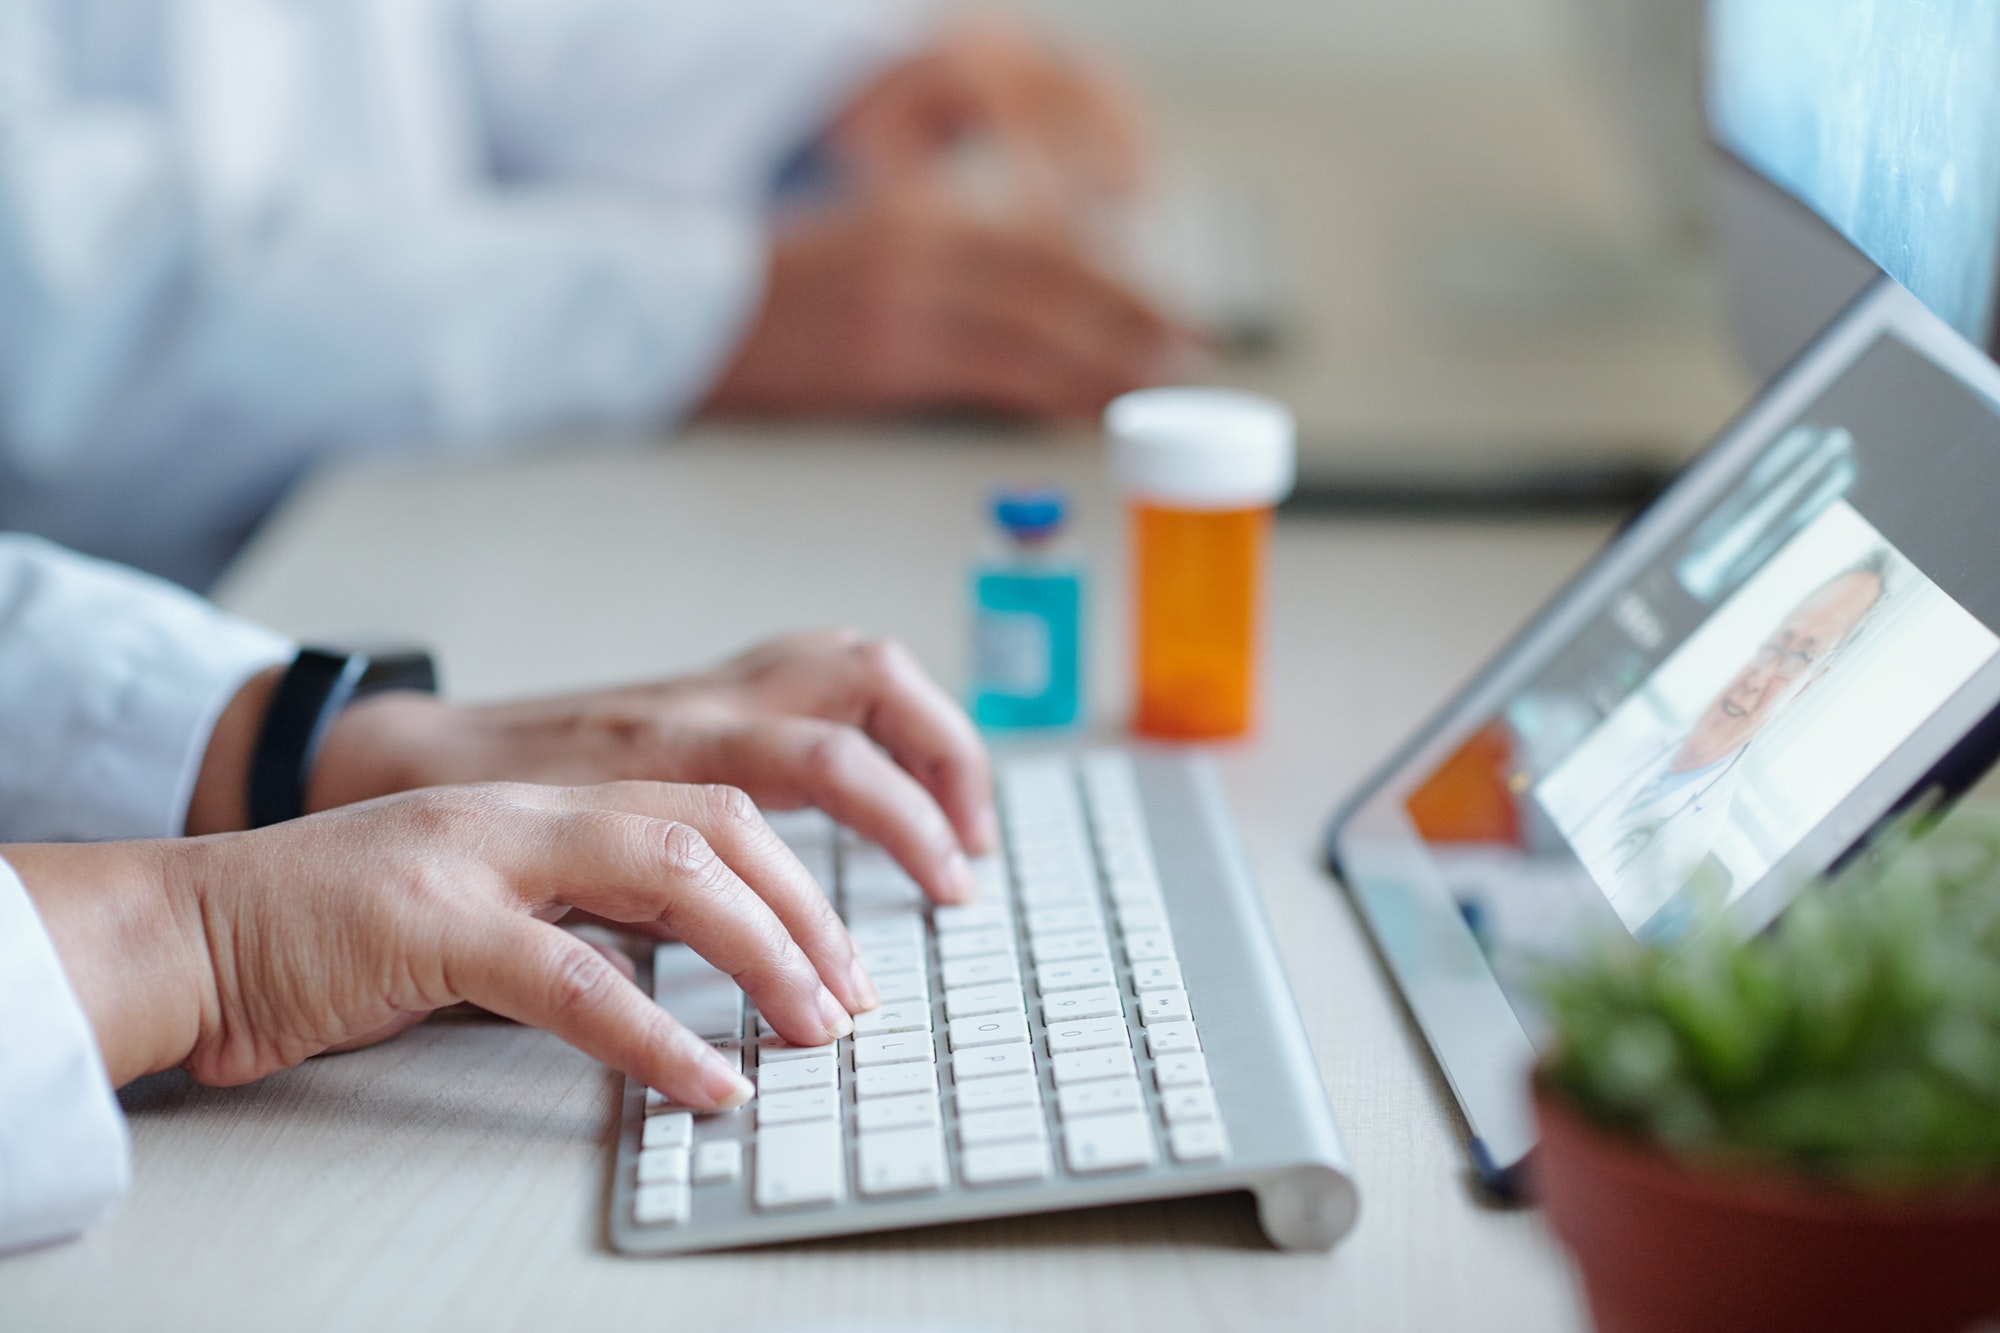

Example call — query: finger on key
[729,718,978,906]
[455,914,753,1111]
[522,797,857,1047]
[834,638,998,858]
[668,781,878,1014]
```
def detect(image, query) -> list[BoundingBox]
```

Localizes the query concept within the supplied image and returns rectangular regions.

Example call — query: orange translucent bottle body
[1131,502,1271,740]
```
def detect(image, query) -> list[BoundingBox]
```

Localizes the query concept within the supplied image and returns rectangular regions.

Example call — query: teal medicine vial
[970,489,1084,730]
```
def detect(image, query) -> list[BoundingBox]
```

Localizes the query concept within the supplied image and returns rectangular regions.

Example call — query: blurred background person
[0,0,1190,590]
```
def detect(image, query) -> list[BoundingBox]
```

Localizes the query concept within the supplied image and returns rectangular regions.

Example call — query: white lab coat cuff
[0,535,294,842]
[0,858,131,1254]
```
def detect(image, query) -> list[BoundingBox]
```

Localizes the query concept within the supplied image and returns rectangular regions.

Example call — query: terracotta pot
[1532,1082,2000,1333]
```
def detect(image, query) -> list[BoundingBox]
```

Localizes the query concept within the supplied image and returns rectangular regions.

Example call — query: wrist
[186,666,284,836]
[9,840,211,1087]
[306,691,459,812]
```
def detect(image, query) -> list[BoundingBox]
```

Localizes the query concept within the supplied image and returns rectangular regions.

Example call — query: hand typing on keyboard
[9,781,907,1108]
[215,630,996,906]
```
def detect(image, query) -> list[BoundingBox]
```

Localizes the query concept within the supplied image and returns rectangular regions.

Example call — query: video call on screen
[1404,335,2000,952]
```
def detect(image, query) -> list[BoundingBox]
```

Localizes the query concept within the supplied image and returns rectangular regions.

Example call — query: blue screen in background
[1709,0,2000,345]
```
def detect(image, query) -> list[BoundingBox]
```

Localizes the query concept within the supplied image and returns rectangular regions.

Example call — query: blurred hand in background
[704,13,1200,425]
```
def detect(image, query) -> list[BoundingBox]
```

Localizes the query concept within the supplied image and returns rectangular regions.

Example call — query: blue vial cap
[992,489,1066,541]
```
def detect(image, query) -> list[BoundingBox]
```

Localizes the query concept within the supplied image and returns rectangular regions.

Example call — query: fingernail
[848,955,881,1012]
[817,986,855,1040]
[703,1060,755,1111]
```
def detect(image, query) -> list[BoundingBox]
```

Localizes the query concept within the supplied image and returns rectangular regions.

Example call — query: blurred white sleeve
[0,855,130,1255]
[0,0,769,588]
[463,0,929,202]
[0,534,292,842]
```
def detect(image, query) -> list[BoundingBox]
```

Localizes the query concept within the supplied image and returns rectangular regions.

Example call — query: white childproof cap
[1104,388,1297,510]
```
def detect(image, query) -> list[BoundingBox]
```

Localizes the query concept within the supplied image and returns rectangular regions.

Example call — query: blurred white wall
[948,0,1570,79]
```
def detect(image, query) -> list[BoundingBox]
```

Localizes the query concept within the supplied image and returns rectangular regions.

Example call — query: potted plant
[1532,804,2000,1333]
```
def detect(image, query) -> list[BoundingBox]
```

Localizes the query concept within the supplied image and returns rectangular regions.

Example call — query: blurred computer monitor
[1707,0,2000,363]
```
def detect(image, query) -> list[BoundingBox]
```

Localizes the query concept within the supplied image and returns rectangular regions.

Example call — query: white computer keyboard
[610,750,1356,1253]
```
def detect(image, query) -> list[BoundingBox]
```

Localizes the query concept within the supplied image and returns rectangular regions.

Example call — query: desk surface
[4,428,1608,1331]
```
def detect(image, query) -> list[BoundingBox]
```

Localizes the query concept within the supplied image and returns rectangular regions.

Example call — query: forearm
[7,842,211,1089]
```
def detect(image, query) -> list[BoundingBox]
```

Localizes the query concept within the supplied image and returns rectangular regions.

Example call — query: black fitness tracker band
[247,647,438,828]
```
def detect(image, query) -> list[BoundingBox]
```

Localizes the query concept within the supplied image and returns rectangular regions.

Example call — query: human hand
[15,781,876,1099]
[299,631,995,903]
[829,13,1147,230]
[702,194,1194,423]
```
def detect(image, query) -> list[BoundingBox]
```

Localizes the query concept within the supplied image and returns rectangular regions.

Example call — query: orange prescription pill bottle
[1106,389,1296,741]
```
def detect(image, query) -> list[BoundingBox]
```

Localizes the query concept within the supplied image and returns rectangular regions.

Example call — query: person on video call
[0,0,1193,590]
[1565,555,1888,930]
[0,533,994,1253]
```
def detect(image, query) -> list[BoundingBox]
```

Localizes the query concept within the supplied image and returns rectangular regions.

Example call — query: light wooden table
[3,427,1611,1331]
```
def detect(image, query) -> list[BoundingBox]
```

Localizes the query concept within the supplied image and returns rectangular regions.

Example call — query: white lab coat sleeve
[0,855,130,1254]
[0,534,293,842]
[0,0,771,588]
[462,0,930,203]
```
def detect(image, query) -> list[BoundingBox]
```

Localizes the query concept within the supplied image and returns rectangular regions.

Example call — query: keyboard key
[941,955,1019,989]
[845,912,924,951]
[1107,875,1163,908]
[1115,902,1168,935]
[637,1146,691,1184]
[855,1094,940,1133]
[1019,877,1097,908]
[1153,1052,1210,1089]
[843,844,925,909]
[692,1139,742,1185]
[1030,931,1112,965]
[1045,1017,1131,1055]
[756,1088,840,1127]
[948,1011,1029,1050]
[853,1033,934,1067]
[1168,1121,1230,1163]
[633,1182,691,1225]
[642,1112,693,1149]
[1139,989,1193,1026]
[653,944,744,1041]
[856,1062,938,1100]
[1026,904,1102,936]
[870,970,930,1004]
[945,983,1025,1021]
[1039,986,1123,1022]
[955,1074,1041,1114]
[755,1121,845,1208]
[952,1041,1036,1081]
[1129,959,1183,994]
[937,927,1014,961]
[969,855,1011,902]
[758,1057,840,1094]
[1144,1022,1202,1057]
[1016,872,1096,904]
[1123,930,1176,964]
[961,1140,1052,1186]
[932,901,1010,932]
[1161,1086,1219,1124]
[758,1039,837,1064]
[1036,958,1115,994]
[1064,1111,1156,1173]
[851,1003,932,1036]
[857,1126,947,1197]
[860,944,924,976]
[958,1106,1047,1147]
[1057,1078,1144,1120]
[1051,1047,1136,1086]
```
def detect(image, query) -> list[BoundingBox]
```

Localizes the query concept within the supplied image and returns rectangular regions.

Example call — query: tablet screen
[1389,318,2000,979]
